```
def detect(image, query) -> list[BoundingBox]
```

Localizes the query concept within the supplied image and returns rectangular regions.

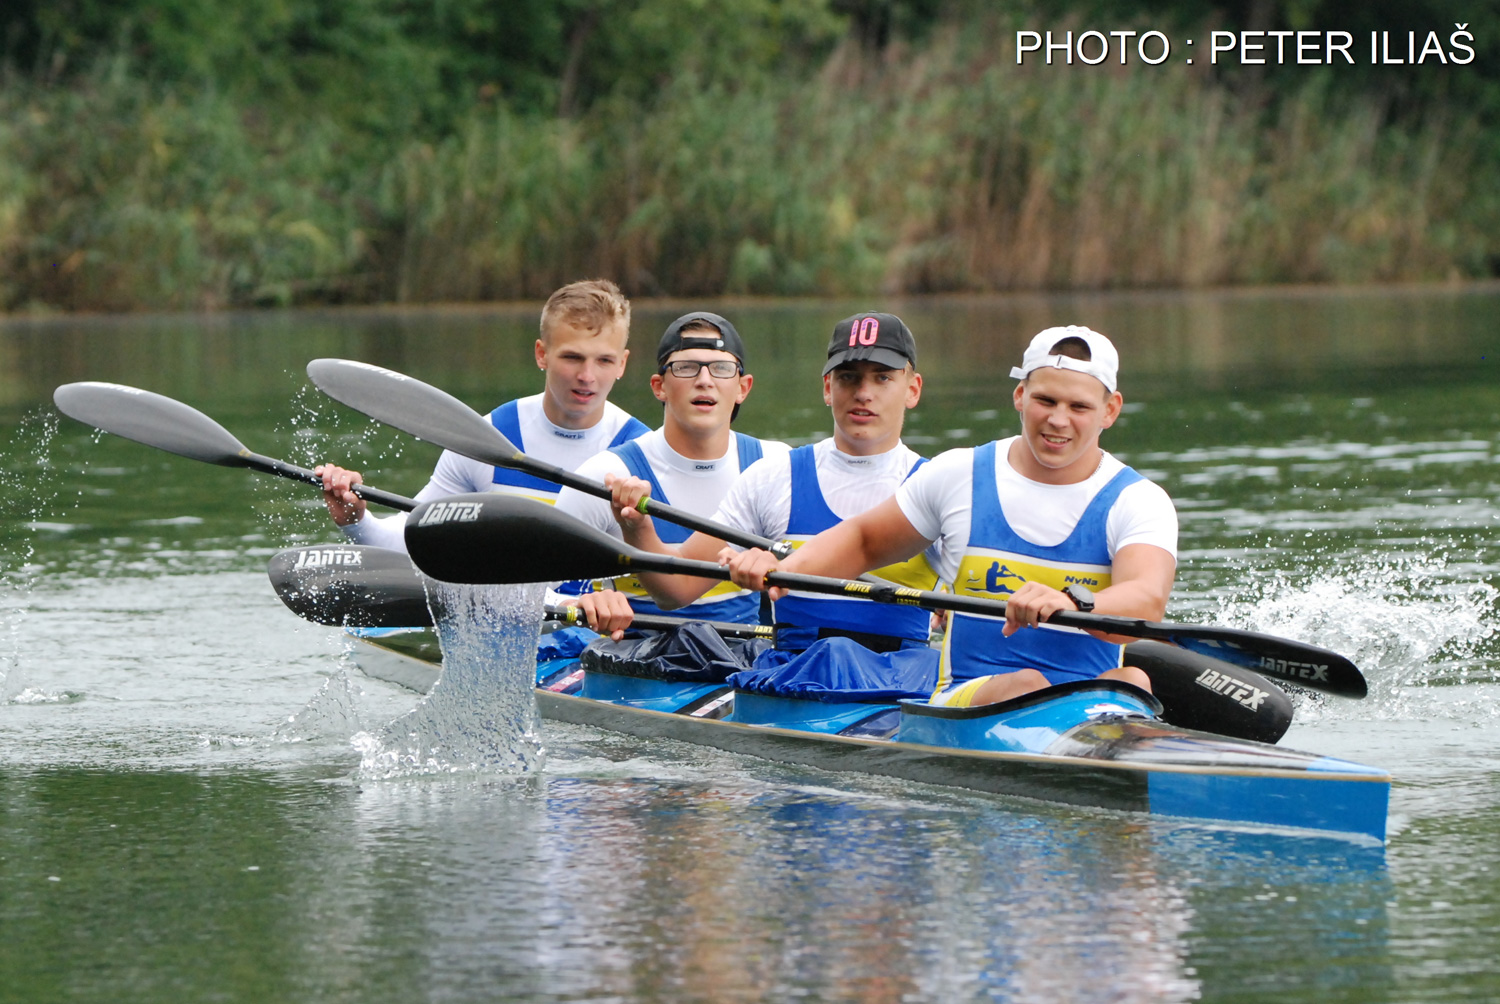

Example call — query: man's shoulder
[739,443,793,478]
[1100,452,1170,496]
[574,446,633,480]
[486,393,539,417]
[725,447,793,504]
[917,444,978,478]
[753,438,793,461]
[899,446,973,511]
[1115,472,1176,512]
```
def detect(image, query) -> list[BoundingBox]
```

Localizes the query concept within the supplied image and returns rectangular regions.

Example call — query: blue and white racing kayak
[348,626,1390,842]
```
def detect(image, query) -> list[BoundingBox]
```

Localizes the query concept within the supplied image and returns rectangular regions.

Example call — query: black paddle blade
[53,382,250,466]
[268,545,435,627]
[1124,641,1293,744]
[405,493,634,585]
[1167,634,1367,699]
[306,358,520,466]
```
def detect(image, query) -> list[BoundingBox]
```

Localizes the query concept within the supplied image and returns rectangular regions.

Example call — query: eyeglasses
[662,359,741,379]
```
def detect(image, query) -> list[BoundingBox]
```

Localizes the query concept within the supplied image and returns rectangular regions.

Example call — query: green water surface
[1,285,1498,1003]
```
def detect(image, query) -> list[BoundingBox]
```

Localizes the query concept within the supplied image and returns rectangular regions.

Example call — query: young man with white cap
[577,312,940,696]
[725,325,1178,707]
[556,312,789,624]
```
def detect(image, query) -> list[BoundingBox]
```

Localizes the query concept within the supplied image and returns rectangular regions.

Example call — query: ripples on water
[4,294,1500,1002]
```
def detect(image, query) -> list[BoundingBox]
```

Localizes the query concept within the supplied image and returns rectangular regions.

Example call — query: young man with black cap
[556,312,789,624]
[727,325,1178,708]
[580,312,940,692]
[315,278,647,552]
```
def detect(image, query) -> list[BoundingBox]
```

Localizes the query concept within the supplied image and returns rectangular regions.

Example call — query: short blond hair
[540,279,631,343]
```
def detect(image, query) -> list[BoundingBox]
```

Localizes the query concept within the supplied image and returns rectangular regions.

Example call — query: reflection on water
[0,759,1395,1003]
[3,284,1497,423]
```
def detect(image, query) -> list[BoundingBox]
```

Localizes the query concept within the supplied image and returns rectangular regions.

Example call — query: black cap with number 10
[823,312,918,375]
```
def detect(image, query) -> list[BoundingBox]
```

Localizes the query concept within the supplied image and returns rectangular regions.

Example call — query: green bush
[0,14,1494,311]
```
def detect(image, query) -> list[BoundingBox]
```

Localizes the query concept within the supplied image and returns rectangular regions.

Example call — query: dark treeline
[2,0,1496,311]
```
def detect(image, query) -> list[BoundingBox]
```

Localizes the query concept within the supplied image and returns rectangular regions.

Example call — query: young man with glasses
[573,312,940,698]
[555,312,789,624]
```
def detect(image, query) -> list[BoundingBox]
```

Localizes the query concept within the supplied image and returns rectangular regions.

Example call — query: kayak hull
[349,631,1389,841]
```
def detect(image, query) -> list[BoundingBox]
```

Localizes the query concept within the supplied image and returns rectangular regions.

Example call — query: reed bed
[1,33,1492,312]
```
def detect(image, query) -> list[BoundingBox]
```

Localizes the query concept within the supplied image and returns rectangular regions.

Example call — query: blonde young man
[316,279,647,551]
[579,313,940,695]
[556,313,789,625]
[726,326,1178,708]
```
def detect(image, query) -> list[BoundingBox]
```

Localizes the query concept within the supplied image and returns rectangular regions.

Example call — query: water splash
[255,380,417,545]
[1204,555,1498,721]
[8,687,84,705]
[274,654,370,743]
[1,409,65,701]
[351,581,546,779]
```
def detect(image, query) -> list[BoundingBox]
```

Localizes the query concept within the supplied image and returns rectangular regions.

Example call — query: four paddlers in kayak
[314,277,1180,709]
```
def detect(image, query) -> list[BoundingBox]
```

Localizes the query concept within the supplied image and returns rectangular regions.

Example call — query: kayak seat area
[896,680,1162,755]
[533,624,597,687]
[580,621,769,684]
[537,659,585,694]
[727,637,939,703]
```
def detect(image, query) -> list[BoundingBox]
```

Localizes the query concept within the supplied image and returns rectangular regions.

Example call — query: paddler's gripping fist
[316,464,366,526]
[723,547,789,601]
[1001,581,1077,637]
[603,472,655,542]
[568,589,635,641]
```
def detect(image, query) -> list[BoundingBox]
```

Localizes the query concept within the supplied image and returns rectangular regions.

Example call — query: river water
[1,285,1497,1002]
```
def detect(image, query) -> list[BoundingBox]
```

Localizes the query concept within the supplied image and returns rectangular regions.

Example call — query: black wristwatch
[1063,584,1095,613]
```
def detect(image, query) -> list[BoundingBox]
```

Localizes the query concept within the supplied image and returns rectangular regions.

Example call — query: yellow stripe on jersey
[952,550,1111,600]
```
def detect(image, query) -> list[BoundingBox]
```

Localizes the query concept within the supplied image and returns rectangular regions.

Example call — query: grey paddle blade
[306,358,518,466]
[405,493,631,585]
[268,545,436,627]
[53,381,250,466]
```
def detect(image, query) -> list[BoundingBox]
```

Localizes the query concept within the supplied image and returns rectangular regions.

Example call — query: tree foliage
[2,0,851,125]
[0,0,1494,311]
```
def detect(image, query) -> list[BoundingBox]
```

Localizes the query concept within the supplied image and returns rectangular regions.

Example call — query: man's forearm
[624,525,725,610]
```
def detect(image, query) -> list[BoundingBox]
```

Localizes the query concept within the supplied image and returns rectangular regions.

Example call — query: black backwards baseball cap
[656,312,747,368]
[823,312,918,375]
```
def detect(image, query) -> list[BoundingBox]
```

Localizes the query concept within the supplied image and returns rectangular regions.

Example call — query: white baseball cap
[1009,325,1119,393]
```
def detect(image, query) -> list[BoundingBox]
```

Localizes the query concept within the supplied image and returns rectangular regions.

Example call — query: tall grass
[1,31,1493,312]
[0,60,363,311]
